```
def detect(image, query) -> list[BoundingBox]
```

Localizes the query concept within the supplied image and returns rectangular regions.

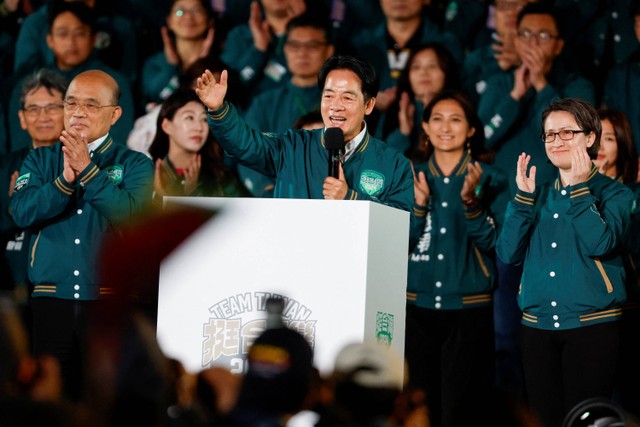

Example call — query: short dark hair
[19,69,68,109]
[48,0,96,32]
[285,13,330,42]
[516,3,561,36]
[597,109,639,183]
[317,56,379,103]
[541,98,601,159]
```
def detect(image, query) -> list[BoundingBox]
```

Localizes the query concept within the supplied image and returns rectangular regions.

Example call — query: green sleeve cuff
[464,202,484,219]
[514,190,535,206]
[345,188,359,201]
[207,102,230,120]
[569,182,591,199]
[54,176,75,196]
[78,162,100,186]
[413,202,428,217]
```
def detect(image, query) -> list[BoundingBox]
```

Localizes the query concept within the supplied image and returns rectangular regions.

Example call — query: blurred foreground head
[235,326,314,417]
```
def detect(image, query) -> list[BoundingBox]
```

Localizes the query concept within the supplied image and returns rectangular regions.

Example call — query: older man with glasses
[9,69,153,401]
[0,69,67,318]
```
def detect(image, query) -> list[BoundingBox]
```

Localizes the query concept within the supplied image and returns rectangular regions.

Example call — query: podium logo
[201,291,316,374]
[359,170,385,197]
[376,311,394,346]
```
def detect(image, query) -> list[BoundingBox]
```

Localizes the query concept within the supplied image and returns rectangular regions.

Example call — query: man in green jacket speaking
[195,55,414,216]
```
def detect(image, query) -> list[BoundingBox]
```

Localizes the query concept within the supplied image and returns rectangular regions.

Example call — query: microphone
[325,127,345,179]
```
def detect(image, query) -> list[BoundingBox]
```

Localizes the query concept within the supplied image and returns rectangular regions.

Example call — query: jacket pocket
[474,246,490,278]
[593,257,613,293]
[30,231,41,268]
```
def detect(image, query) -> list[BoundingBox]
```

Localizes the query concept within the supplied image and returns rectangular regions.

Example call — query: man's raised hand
[196,69,228,111]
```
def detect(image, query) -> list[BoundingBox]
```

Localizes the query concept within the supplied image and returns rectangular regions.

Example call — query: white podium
[156,197,409,381]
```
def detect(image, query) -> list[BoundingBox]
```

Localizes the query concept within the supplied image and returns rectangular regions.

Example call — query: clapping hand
[510,64,530,101]
[249,1,271,51]
[161,26,180,65]
[412,164,430,206]
[183,154,202,195]
[461,162,483,204]
[375,86,397,112]
[154,159,167,197]
[567,145,592,186]
[493,31,520,71]
[398,92,416,136]
[516,152,536,193]
[60,130,91,183]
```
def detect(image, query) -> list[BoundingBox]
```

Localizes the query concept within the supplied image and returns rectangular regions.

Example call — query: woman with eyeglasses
[141,0,217,109]
[595,109,640,418]
[497,98,636,427]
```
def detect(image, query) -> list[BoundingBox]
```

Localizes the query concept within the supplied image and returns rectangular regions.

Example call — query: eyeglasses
[22,104,64,117]
[517,29,559,43]
[173,7,206,17]
[541,129,586,143]
[494,1,527,11]
[285,40,328,52]
[63,99,117,114]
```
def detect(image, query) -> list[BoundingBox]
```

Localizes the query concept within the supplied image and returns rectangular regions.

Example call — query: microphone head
[325,127,345,151]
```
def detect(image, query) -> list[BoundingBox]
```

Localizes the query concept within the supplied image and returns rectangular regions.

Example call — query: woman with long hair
[596,108,640,418]
[149,88,248,204]
[406,90,508,427]
[377,42,458,160]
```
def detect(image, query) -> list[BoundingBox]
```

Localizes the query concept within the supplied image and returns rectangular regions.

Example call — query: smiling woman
[497,98,637,427]
[406,90,508,427]
[141,0,216,107]
[148,88,248,204]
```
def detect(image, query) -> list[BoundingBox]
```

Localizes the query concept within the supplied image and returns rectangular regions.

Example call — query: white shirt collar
[343,122,367,162]
[87,134,109,154]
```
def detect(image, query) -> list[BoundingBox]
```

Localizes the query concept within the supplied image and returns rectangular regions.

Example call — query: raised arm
[196,69,229,111]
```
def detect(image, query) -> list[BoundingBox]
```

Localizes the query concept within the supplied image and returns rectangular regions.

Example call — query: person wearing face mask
[148,87,248,206]
[497,98,635,427]
[406,90,508,427]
